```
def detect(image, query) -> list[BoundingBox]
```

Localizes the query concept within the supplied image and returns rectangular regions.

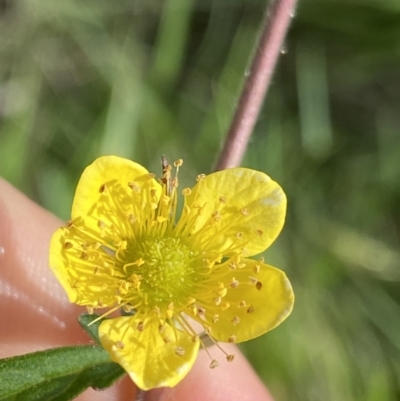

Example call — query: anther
[228,262,236,271]
[86,306,94,314]
[182,187,191,196]
[214,297,222,306]
[221,302,230,310]
[128,181,140,193]
[240,207,249,216]
[175,346,185,356]
[80,252,89,260]
[226,354,235,362]
[218,196,226,203]
[230,278,239,288]
[256,229,264,237]
[64,242,73,249]
[123,304,133,313]
[253,264,261,274]
[171,177,178,188]
[174,159,183,167]
[99,184,107,193]
[209,359,219,369]
[98,220,106,229]
[231,316,240,325]
[137,321,144,331]
[238,300,247,308]
[196,174,206,182]
[247,305,254,314]
[115,341,125,349]
[197,306,206,317]
[256,281,263,291]
[212,314,219,323]
[227,335,237,343]
[236,232,243,239]
[212,211,221,222]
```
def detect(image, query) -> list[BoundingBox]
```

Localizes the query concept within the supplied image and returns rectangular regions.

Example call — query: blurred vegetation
[1,0,400,400]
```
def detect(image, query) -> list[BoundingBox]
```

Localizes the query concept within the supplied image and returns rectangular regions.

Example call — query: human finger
[145,343,274,401]
[0,178,137,401]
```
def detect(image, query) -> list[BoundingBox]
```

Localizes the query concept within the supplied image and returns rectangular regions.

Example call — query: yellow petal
[181,168,286,256]
[49,226,119,307]
[99,314,200,390]
[192,258,294,343]
[71,155,162,228]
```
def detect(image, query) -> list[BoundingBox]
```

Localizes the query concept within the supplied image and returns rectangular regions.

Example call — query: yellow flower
[49,155,294,390]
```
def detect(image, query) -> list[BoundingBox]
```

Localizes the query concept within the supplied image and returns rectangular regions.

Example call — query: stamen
[230,278,239,288]
[227,335,237,343]
[175,346,185,356]
[88,301,137,326]
[240,207,249,216]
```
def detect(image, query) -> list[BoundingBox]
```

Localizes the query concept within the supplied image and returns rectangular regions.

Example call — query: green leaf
[0,345,126,401]
[78,313,103,344]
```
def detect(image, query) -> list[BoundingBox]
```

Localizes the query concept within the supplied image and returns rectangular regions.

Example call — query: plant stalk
[215,0,298,170]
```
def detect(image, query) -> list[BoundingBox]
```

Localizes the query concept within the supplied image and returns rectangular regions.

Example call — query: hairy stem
[215,0,298,170]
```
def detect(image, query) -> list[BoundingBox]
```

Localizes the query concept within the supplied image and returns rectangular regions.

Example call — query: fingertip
[145,345,274,401]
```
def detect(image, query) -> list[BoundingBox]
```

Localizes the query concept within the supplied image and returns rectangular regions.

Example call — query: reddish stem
[215,0,298,170]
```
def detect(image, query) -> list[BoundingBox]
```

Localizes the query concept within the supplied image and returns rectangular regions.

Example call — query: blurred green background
[1,0,400,400]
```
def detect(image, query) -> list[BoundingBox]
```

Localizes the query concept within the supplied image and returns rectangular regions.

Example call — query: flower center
[126,236,200,310]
